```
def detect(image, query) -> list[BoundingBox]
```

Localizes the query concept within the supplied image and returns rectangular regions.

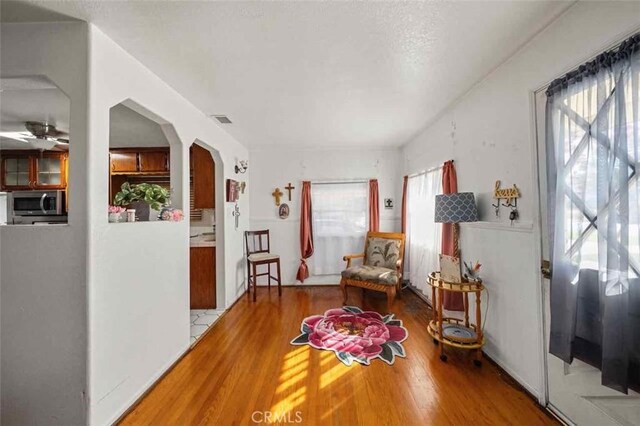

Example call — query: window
[548,68,640,282]
[406,168,442,296]
[311,182,368,275]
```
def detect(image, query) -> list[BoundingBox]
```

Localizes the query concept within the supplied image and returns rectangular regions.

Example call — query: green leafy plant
[113,182,170,211]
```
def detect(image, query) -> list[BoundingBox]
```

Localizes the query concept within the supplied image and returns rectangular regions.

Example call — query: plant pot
[129,202,162,221]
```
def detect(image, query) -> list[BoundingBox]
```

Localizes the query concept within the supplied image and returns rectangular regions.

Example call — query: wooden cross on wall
[284,182,295,201]
[272,188,284,206]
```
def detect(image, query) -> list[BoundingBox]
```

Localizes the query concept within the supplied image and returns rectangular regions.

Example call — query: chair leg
[386,286,396,312]
[340,279,348,304]
[252,262,257,302]
[276,259,282,297]
[268,263,271,289]
[396,281,402,298]
[246,260,251,298]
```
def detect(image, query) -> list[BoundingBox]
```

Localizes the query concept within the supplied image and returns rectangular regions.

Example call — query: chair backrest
[245,230,271,256]
[363,231,406,272]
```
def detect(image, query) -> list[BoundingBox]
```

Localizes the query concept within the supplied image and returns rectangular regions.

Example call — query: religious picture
[226,179,239,202]
[279,203,290,219]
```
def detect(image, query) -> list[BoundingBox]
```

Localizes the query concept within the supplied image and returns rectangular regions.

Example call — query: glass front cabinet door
[35,153,66,189]
[1,152,67,190]
[2,155,32,190]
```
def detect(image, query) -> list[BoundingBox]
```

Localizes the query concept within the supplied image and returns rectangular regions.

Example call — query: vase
[108,212,125,223]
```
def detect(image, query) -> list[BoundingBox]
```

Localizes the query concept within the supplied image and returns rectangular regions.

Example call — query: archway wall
[0,22,89,426]
[87,25,249,425]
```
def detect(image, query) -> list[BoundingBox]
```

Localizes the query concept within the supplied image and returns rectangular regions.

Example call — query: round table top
[427,271,484,292]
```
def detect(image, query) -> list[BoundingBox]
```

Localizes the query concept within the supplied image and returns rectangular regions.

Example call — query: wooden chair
[245,230,281,302]
[340,231,406,311]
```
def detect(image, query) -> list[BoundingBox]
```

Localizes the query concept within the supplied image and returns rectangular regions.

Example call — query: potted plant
[113,182,171,221]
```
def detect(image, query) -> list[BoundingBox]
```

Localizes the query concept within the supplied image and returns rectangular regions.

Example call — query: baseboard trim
[110,344,191,425]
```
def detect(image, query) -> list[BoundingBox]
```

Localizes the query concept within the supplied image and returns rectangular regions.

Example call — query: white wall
[249,147,401,284]
[87,26,249,425]
[0,22,89,425]
[402,1,640,401]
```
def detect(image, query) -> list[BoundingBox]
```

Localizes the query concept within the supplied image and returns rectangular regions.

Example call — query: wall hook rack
[491,180,521,220]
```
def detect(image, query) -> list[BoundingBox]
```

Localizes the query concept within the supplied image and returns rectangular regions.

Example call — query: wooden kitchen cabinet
[139,151,169,173]
[190,246,216,309]
[109,151,138,173]
[1,151,67,191]
[109,148,169,175]
[190,144,215,209]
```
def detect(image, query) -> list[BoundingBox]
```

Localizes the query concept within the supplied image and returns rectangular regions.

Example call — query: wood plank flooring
[121,287,556,425]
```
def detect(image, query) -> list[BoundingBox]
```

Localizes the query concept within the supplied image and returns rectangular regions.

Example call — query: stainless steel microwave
[11,190,65,216]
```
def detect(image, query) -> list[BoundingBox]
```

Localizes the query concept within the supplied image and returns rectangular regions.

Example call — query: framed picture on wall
[226,179,239,202]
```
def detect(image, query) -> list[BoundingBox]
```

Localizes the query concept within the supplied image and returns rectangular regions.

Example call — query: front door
[535,90,640,425]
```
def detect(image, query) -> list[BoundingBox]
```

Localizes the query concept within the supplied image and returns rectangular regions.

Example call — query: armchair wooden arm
[343,253,365,268]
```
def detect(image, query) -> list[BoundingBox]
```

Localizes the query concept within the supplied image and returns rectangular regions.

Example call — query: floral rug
[290,306,408,366]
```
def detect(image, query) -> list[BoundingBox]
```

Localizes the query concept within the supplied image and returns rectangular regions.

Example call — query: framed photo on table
[439,254,462,283]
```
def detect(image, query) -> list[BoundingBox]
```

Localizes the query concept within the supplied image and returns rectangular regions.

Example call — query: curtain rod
[535,26,640,94]
[311,179,370,185]
[407,163,445,179]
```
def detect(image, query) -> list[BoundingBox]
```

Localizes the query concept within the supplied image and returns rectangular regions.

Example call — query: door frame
[530,88,578,425]
[528,88,550,408]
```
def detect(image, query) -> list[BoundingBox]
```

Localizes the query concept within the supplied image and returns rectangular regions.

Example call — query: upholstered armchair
[340,232,406,311]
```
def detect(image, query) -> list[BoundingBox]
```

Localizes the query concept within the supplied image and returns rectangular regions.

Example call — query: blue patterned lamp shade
[434,192,479,223]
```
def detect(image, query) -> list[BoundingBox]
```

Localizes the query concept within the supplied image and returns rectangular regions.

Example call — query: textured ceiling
[1,1,573,148]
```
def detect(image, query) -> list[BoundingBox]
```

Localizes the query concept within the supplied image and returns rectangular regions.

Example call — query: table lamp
[434,192,479,257]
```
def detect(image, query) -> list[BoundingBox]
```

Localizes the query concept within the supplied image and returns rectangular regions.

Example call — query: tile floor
[190,309,223,344]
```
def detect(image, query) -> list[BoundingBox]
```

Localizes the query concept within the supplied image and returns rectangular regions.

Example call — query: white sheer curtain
[546,38,639,393]
[406,168,442,296]
[311,182,368,275]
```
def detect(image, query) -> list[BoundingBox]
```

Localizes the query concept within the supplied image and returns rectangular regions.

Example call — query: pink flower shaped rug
[290,306,408,366]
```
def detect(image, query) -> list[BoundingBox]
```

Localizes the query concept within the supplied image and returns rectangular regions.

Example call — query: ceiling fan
[0,121,69,150]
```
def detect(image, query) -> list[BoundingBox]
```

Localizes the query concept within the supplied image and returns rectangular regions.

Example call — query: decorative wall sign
[284,182,295,201]
[491,180,521,220]
[384,198,393,209]
[272,187,284,206]
[493,180,520,204]
[279,203,290,219]
[226,179,240,202]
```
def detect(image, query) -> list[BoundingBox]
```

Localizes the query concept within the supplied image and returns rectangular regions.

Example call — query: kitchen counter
[190,236,216,248]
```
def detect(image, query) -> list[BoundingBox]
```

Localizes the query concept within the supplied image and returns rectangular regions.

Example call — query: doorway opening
[189,141,222,343]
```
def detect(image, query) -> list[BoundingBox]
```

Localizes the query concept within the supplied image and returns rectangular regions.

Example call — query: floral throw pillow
[365,238,400,270]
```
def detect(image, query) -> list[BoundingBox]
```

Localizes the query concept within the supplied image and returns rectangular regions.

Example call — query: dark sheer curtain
[545,33,640,394]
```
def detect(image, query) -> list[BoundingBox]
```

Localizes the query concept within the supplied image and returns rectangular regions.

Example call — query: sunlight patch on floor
[276,370,308,394]
[279,360,309,382]
[320,361,351,389]
[271,386,307,414]
[271,346,311,413]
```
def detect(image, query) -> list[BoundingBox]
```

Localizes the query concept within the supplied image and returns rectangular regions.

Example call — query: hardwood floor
[121,287,556,425]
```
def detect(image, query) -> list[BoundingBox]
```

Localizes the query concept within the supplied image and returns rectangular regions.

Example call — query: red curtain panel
[296,181,314,283]
[369,179,380,232]
[441,161,464,311]
[401,175,408,233]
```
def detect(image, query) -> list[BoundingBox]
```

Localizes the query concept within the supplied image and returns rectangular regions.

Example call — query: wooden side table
[427,271,485,366]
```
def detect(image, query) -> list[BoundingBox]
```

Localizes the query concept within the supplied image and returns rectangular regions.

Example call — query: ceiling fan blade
[0,132,33,143]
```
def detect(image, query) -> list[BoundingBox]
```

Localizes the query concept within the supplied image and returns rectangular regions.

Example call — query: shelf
[428,319,484,349]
